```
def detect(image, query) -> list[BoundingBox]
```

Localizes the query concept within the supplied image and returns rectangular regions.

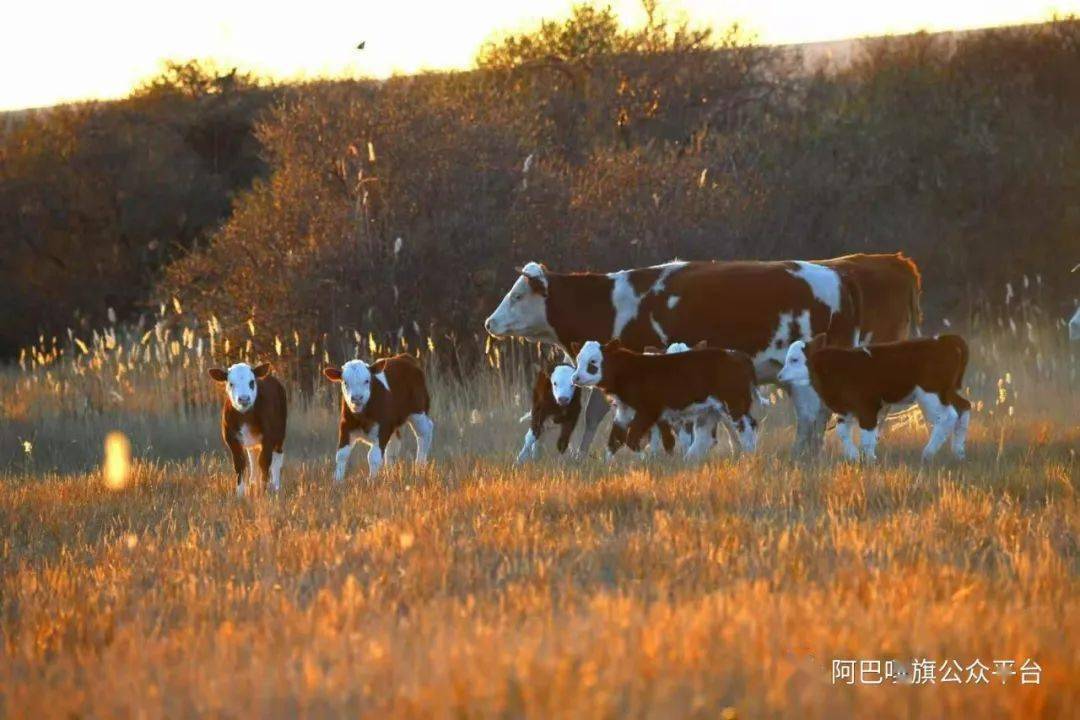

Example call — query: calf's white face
[571,341,604,387]
[208,362,267,413]
[549,365,576,406]
[778,340,811,386]
[325,360,374,413]
[484,262,556,341]
[666,342,690,354]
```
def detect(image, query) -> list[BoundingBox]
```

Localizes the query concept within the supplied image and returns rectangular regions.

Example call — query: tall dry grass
[0,308,1077,717]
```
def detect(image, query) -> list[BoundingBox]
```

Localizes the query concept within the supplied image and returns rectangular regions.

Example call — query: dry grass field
[1,313,1077,718]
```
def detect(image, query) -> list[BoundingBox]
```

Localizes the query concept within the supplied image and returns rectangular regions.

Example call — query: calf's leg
[408,412,435,464]
[836,416,860,461]
[917,390,958,461]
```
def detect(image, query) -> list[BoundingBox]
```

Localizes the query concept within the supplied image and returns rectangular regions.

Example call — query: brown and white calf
[778,334,971,462]
[572,339,758,460]
[324,354,434,480]
[516,364,582,463]
[208,362,287,496]
[606,341,697,457]
[484,258,864,455]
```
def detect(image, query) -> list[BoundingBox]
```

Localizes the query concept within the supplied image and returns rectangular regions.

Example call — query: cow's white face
[484,262,556,341]
[336,360,373,413]
[666,342,690,354]
[550,365,576,406]
[778,340,811,386]
[224,363,258,412]
[571,341,604,387]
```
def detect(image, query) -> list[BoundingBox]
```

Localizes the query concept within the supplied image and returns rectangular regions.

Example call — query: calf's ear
[252,362,272,378]
[208,368,228,383]
[323,367,343,382]
[604,338,622,351]
[568,341,582,357]
[692,340,709,351]
[643,345,663,354]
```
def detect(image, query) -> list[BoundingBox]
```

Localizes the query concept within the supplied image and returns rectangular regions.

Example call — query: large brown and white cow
[484,259,865,454]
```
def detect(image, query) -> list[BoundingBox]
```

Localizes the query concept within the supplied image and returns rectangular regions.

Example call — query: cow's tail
[898,252,923,336]
[519,411,532,423]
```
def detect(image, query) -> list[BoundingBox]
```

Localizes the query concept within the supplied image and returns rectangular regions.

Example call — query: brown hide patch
[820,253,921,342]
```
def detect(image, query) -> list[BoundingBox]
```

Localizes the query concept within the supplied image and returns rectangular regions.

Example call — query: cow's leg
[270,450,284,492]
[685,417,717,460]
[950,395,971,460]
[227,436,247,497]
[576,388,611,457]
[246,448,259,493]
[624,412,659,453]
[789,384,826,455]
[257,445,274,491]
[734,415,758,454]
[677,423,694,451]
[408,412,434,464]
[555,420,575,455]
[606,422,627,462]
[836,415,859,461]
[858,423,879,463]
[917,390,957,461]
[517,427,539,464]
[648,426,663,454]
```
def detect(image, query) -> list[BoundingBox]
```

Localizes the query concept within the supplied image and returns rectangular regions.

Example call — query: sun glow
[3,0,1074,111]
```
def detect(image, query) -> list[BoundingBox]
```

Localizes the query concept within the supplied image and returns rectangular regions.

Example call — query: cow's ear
[807,334,828,354]
[692,340,709,351]
[252,362,272,379]
[604,338,622,352]
[323,367,343,382]
[643,345,662,354]
[208,368,227,383]
[568,341,582,357]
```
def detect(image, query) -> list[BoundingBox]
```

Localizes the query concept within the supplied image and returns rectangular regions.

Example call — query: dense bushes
[0,61,275,356]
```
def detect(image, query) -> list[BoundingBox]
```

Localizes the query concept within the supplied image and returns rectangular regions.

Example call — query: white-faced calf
[778,334,971,462]
[516,364,582,463]
[572,339,758,460]
[208,362,287,497]
[324,354,434,480]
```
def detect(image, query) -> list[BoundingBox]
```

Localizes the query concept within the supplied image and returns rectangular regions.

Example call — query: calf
[207,362,287,497]
[572,339,758,460]
[778,334,971,462]
[324,354,434,480]
[607,341,697,457]
[516,364,583,463]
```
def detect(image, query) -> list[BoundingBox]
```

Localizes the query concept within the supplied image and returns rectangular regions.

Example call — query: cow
[484,259,862,455]
[571,339,759,460]
[516,363,583,463]
[778,334,971,462]
[819,253,922,343]
[207,362,287,497]
[323,354,434,480]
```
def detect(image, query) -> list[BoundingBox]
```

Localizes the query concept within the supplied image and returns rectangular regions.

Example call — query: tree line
[3,6,1078,365]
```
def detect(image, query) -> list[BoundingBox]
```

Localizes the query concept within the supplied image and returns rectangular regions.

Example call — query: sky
[2,0,1076,111]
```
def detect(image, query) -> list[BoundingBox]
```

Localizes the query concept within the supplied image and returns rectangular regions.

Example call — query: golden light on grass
[103,431,131,490]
